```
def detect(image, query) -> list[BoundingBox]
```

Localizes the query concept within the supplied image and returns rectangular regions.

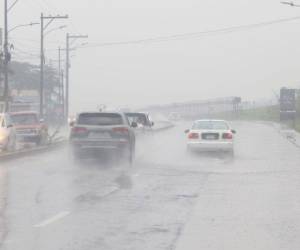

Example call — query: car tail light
[71,127,88,134]
[112,127,129,134]
[222,132,233,139]
[188,132,199,139]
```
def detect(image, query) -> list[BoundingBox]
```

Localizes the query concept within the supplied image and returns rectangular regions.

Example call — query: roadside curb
[269,122,300,148]
[0,139,67,162]
[152,121,175,132]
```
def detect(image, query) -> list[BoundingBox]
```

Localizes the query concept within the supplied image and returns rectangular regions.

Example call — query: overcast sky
[1,0,300,113]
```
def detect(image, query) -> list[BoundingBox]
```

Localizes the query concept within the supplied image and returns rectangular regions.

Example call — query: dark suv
[125,112,154,133]
[70,112,135,163]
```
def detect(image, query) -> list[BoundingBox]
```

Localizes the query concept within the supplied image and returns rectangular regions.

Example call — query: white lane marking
[34,211,70,228]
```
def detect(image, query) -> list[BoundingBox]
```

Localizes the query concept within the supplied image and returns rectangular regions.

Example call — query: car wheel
[11,138,17,151]
[37,134,47,146]
[228,149,234,158]
[124,146,135,165]
[6,137,16,152]
[129,147,135,164]
[186,145,193,155]
[35,136,42,146]
[73,149,83,159]
[2,142,8,152]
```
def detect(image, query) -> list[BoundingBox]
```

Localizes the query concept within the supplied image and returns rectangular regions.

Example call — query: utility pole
[3,0,9,111]
[61,71,65,119]
[40,13,68,119]
[58,47,61,105]
[58,47,65,121]
[40,13,44,118]
[65,33,88,120]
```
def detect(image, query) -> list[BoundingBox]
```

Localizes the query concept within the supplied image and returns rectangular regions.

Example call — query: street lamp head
[44,25,67,37]
[8,22,40,33]
[59,25,67,30]
[281,1,295,6]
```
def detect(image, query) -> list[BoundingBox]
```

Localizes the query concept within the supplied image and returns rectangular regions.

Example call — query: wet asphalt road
[1,121,300,250]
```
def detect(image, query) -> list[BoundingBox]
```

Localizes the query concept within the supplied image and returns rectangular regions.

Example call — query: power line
[33,0,81,34]
[80,15,300,49]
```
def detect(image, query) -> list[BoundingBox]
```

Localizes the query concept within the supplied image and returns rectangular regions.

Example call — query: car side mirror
[69,121,75,127]
[7,124,13,128]
[231,129,236,134]
[151,121,155,127]
[131,122,138,128]
[184,129,190,134]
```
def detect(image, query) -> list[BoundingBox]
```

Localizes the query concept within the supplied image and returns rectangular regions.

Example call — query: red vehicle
[10,112,48,145]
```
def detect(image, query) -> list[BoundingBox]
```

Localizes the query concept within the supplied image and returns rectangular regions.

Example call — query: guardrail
[152,121,175,132]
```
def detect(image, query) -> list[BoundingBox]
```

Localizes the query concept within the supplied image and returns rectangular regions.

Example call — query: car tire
[7,136,16,152]
[125,146,135,165]
[228,149,234,158]
[186,145,193,155]
[2,142,8,152]
[37,134,47,146]
[36,136,42,146]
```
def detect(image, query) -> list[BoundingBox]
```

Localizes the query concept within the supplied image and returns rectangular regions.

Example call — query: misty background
[1,0,300,113]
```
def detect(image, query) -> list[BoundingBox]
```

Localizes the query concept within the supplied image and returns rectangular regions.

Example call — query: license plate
[89,132,111,139]
[205,135,217,140]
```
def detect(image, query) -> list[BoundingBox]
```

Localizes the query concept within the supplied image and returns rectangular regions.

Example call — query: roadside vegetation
[213,100,300,133]
[235,92,300,133]
[238,105,280,122]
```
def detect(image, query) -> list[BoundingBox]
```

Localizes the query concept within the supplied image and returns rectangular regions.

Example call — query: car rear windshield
[192,121,229,130]
[11,114,38,125]
[78,113,124,126]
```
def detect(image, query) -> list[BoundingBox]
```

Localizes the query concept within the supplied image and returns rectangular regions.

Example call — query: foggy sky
[1,0,300,113]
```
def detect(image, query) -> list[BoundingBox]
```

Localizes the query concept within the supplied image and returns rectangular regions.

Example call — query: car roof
[125,112,148,115]
[77,112,127,119]
[10,111,38,115]
[194,119,227,122]
[78,111,124,115]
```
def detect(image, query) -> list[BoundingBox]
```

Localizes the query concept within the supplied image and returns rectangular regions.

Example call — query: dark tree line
[8,61,59,97]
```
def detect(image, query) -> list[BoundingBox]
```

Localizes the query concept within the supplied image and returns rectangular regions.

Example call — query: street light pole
[40,13,68,119]
[58,46,65,121]
[61,71,65,120]
[3,0,9,112]
[58,47,61,106]
[65,33,88,120]
[40,13,44,118]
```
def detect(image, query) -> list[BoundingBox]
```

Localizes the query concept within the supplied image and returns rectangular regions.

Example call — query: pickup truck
[10,111,48,145]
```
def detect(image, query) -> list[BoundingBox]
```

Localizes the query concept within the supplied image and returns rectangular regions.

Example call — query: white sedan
[185,119,236,154]
[0,113,17,151]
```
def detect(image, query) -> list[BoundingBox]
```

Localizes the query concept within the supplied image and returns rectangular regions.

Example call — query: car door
[5,114,16,142]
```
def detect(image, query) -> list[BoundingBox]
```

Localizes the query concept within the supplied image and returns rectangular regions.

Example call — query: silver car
[70,112,136,163]
[125,112,154,134]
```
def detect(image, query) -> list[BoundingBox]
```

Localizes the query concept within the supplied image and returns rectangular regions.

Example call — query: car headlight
[0,134,7,141]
